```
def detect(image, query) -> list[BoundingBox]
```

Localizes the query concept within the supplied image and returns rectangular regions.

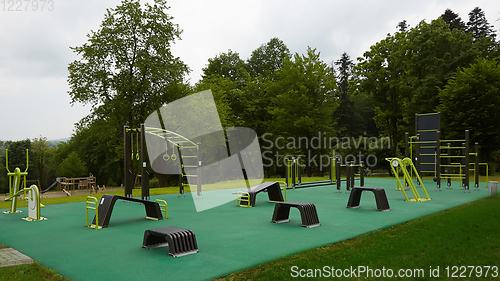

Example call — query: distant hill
[48,137,71,147]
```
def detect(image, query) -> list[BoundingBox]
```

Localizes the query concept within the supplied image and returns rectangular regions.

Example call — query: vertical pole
[447,143,451,189]
[474,142,479,191]
[345,162,352,193]
[436,131,441,191]
[360,161,364,187]
[291,157,296,188]
[178,144,184,197]
[464,130,470,192]
[197,143,202,198]
[415,133,421,184]
[336,157,341,193]
[297,156,302,185]
[405,132,409,158]
[124,126,133,198]
[140,124,149,201]
[350,162,355,189]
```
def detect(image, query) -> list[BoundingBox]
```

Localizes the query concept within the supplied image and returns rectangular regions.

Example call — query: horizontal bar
[440,139,466,142]
[440,156,466,158]
[440,146,465,149]
[417,129,439,132]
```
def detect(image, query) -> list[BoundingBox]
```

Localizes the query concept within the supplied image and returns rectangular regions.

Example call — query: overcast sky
[0,0,498,141]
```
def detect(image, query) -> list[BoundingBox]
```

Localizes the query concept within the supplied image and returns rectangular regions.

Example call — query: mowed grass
[1,176,499,280]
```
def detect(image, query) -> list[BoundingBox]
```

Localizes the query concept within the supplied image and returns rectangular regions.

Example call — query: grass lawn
[1,176,498,280]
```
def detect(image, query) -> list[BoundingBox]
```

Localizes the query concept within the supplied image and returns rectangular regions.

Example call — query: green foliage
[30,136,54,188]
[57,152,87,178]
[439,58,500,159]
[66,0,191,186]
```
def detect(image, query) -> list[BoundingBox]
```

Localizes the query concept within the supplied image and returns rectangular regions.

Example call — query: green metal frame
[386,157,431,202]
[4,149,29,214]
[236,191,251,207]
[86,196,101,229]
[155,199,168,219]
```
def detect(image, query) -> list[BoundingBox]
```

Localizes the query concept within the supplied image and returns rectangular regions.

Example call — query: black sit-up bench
[271,201,320,228]
[143,226,199,257]
[91,194,164,228]
[346,187,390,212]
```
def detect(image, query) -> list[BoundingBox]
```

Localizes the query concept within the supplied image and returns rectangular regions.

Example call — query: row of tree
[2,1,499,191]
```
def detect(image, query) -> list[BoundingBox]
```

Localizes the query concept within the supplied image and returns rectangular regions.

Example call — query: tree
[467,7,497,40]
[397,20,410,33]
[247,37,291,80]
[269,47,337,176]
[57,152,87,178]
[332,52,355,136]
[31,136,53,188]
[440,9,466,31]
[68,0,190,185]
[68,0,190,133]
[438,58,500,159]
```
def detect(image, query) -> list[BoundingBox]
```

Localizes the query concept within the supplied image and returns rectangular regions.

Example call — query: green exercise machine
[4,149,46,221]
[386,157,431,202]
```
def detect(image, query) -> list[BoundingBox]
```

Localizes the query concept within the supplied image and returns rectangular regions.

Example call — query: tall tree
[269,47,337,175]
[31,136,53,188]
[439,58,500,159]
[332,52,355,136]
[67,0,190,185]
[68,0,190,131]
[440,9,466,31]
[467,7,497,40]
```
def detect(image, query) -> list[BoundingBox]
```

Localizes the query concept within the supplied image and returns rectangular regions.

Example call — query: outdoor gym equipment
[86,194,166,229]
[386,157,431,202]
[406,112,485,192]
[346,187,391,212]
[335,158,364,193]
[143,226,199,257]
[284,156,364,191]
[236,181,284,207]
[288,156,336,189]
[271,201,320,228]
[4,149,28,213]
[124,125,202,199]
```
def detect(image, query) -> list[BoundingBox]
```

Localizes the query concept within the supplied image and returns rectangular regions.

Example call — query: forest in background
[1,1,499,192]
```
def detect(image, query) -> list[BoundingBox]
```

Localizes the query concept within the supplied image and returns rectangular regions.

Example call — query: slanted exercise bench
[271,201,320,228]
[143,226,199,257]
[91,194,164,228]
[346,187,390,212]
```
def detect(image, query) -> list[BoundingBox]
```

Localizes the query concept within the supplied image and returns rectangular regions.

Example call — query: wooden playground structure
[57,177,103,194]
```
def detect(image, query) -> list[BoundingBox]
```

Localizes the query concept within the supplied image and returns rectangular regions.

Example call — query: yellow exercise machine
[386,157,431,202]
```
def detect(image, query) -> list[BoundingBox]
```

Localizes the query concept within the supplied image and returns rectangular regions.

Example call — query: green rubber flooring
[0,178,489,281]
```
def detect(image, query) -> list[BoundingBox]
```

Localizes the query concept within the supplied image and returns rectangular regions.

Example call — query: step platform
[271,201,320,228]
[346,187,391,212]
[142,226,199,257]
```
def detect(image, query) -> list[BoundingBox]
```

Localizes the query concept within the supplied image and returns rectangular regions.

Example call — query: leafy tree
[247,37,291,80]
[356,29,408,155]
[31,136,54,188]
[440,9,466,31]
[68,0,190,130]
[439,58,500,159]
[57,152,87,178]
[269,47,337,176]
[201,50,248,84]
[67,0,190,185]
